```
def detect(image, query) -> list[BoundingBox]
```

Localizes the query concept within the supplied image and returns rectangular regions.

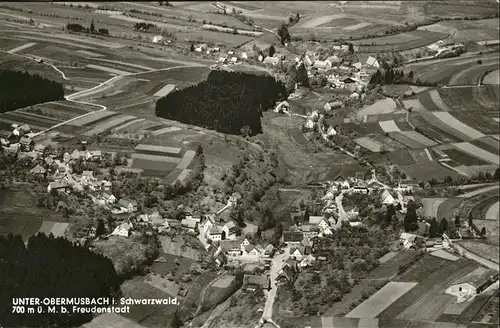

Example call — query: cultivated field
[452,142,499,165]
[82,115,137,136]
[346,282,418,318]
[421,198,448,218]
[357,98,398,116]
[67,110,117,126]
[37,221,69,238]
[355,137,385,152]
[399,162,459,181]
[387,132,426,149]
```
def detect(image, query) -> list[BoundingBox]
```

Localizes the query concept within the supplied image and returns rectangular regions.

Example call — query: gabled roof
[381,189,395,202]
[245,243,260,253]
[283,231,304,242]
[220,238,243,252]
[244,274,269,287]
[19,136,33,145]
[208,226,222,235]
[309,216,325,225]
[30,164,46,174]
[366,56,379,66]
[118,198,137,207]
[181,218,198,229]
[263,56,280,65]
[224,220,237,230]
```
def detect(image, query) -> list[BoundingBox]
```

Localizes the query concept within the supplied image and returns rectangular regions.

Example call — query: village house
[353,181,369,194]
[117,199,137,213]
[282,231,304,246]
[243,274,270,291]
[200,215,215,235]
[34,144,46,154]
[30,164,47,177]
[239,51,248,61]
[289,246,309,261]
[300,224,320,239]
[19,136,34,151]
[3,143,20,157]
[324,100,343,111]
[380,189,396,205]
[309,216,329,230]
[111,222,133,237]
[17,124,31,135]
[244,244,263,257]
[19,150,38,162]
[263,244,275,258]
[263,56,280,66]
[181,218,199,233]
[312,60,332,71]
[277,264,297,286]
[222,220,238,240]
[365,56,380,68]
[207,226,223,241]
[47,181,71,193]
[101,180,112,191]
[228,192,242,206]
[220,239,243,258]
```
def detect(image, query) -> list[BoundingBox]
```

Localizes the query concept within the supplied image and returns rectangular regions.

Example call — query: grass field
[355,137,385,152]
[421,198,448,218]
[379,120,401,133]
[399,161,459,181]
[450,111,499,135]
[439,86,499,112]
[37,221,69,238]
[400,131,438,147]
[456,241,499,264]
[358,98,397,116]
[387,149,416,166]
[353,30,448,53]
[443,148,488,166]
[409,114,459,144]
[420,112,474,142]
[135,144,182,156]
[471,137,500,156]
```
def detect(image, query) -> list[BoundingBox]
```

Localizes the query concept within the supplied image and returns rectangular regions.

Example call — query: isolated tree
[429,217,439,238]
[403,201,418,232]
[481,227,486,236]
[189,43,195,52]
[467,212,473,227]
[277,23,291,46]
[90,20,95,33]
[296,63,309,87]
[477,59,483,65]
[438,218,448,234]
[95,218,106,237]
[348,43,354,54]
[454,216,461,227]
[268,44,276,57]
[408,70,414,80]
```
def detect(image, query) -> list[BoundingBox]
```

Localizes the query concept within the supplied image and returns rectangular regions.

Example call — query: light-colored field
[111,118,145,132]
[493,118,500,122]
[400,131,438,146]
[8,42,36,54]
[153,84,176,97]
[358,98,397,116]
[458,185,500,198]
[86,64,132,76]
[433,112,485,140]
[421,198,447,218]
[82,313,145,328]
[296,14,345,28]
[453,142,499,165]
[428,89,450,112]
[430,250,459,261]
[443,300,470,315]
[151,126,182,136]
[455,164,498,177]
[379,251,398,264]
[38,221,69,238]
[483,69,499,85]
[485,201,499,221]
[131,153,180,164]
[344,22,372,31]
[402,99,426,112]
[201,24,263,36]
[67,110,116,126]
[212,275,235,288]
[145,273,180,296]
[76,50,104,57]
[346,282,418,318]
[83,115,136,136]
[135,144,182,155]
[159,236,201,261]
[177,150,196,170]
[457,241,499,264]
[355,137,384,152]
[379,120,401,133]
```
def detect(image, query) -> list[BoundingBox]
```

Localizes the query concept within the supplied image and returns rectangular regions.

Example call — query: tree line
[0,69,64,113]
[0,233,121,327]
[369,68,437,86]
[155,70,287,136]
[66,21,108,35]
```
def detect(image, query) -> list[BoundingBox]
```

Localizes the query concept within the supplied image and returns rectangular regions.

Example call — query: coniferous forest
[0,234,121,327]
[155,70,287,135]
[0,69,65,113]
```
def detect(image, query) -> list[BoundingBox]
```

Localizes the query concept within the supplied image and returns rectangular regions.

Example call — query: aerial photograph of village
[0,1,498,328]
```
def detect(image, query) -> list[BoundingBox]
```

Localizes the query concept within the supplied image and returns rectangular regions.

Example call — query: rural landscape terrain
[0,1,499,328]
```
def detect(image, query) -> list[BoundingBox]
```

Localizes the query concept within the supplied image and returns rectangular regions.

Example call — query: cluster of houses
[426,40,466,59]
[1,123,37,156]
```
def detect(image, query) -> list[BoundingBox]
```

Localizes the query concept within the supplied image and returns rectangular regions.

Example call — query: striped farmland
[177,150,196,170]
[432,112,485,140]
[135,144,182,155]
[111,118,145,132]
[83,115,137,136]
[452,142,499,165]
[379,120,401,133]
[130,153,181,164]
[68,110,116,126]
[388,132,425,149]
[400,131,438,147]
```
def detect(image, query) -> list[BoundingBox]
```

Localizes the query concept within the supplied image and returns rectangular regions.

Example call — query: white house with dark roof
[111,222,133,237]
[200,215,215,235]
[366,56,380,68]
[208,226,223,241]
[380,189,396,205]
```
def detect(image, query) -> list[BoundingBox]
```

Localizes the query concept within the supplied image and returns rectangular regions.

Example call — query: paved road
[261,249,289,322]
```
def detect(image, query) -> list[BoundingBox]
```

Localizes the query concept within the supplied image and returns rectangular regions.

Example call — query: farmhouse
[244,244,263,257]
[277,265,297,286]
[263,244,274,257]
[220,239,243,258]
[309,216,329,230]
[47,181,70,193]
[289,246,309,261]
[446,268,498,302]
[324,100,342,111]
[111,222,133,238]
[240,52,248,60]
[34,144,46,154]
[222,220,238,239]
[312,60,331,71]
[200,215,215,235]
[3,143,20,157]
[181,218,199,233]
